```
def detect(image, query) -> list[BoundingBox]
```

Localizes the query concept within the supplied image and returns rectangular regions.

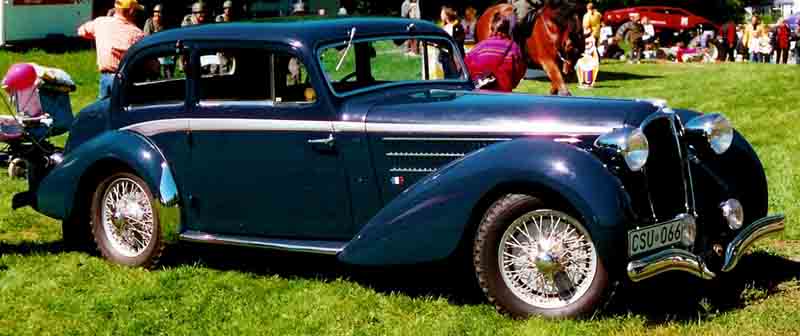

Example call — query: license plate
[628,220,683,256]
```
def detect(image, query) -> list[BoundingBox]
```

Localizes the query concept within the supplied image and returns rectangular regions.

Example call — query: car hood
[364,90,661,136]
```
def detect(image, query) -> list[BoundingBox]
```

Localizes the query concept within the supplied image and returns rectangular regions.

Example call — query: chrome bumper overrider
[627,214,785,282]
[721,214,785,272]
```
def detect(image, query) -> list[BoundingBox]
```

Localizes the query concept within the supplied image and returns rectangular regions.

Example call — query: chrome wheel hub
[101,178,154,258]
[534,250,561,277]
[498,210,598,309]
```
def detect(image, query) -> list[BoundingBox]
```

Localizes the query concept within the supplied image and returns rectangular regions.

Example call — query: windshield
[318,36,468,95]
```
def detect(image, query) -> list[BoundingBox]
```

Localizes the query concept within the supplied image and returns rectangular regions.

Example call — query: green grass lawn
[1,49,799,335]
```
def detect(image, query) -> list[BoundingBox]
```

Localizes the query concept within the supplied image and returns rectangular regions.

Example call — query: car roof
[131,17,448,54]
[608,6,692,14]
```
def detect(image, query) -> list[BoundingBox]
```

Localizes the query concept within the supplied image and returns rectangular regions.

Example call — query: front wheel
[473,194,609,319]
[91,172,164,268]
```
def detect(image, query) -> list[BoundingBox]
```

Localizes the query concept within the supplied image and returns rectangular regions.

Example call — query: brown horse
[476,1,583,96]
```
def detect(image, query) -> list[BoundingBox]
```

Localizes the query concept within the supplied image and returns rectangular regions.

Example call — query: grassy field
[1,48,799,335]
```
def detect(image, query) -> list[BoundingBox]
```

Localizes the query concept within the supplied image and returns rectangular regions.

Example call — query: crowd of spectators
[78,0,800,98]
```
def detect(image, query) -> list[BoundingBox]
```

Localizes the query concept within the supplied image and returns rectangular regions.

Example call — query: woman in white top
[757,24,772,63]
[749,28,762,63]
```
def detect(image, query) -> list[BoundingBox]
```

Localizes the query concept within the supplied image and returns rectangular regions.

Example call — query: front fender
[37,130,179,226]
[339,139,630,269]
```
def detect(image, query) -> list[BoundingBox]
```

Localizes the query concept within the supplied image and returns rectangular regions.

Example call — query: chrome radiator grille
[641,116,690,222]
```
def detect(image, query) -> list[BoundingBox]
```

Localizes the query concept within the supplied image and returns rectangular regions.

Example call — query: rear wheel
[91,172,164,268]
[473,194,609,319]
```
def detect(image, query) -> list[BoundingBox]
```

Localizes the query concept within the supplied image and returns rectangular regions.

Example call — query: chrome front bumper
[627,214,785,282]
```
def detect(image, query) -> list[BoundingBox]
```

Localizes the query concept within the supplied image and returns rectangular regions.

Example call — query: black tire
[91,172,164,269]
[473,194,609,319]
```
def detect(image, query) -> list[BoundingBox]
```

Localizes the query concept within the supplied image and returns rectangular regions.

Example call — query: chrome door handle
[308,134,336,151]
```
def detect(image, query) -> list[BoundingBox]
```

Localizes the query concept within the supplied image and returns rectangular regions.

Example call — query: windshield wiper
[336,27,357,71]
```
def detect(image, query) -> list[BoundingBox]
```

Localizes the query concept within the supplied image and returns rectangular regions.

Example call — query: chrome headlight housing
[720,198,744,230]
[594,127,649,172]
[685,113,734,155]
[681,215,697,247]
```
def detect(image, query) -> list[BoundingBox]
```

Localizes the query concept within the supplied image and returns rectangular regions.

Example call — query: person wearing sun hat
[77,0,145,99]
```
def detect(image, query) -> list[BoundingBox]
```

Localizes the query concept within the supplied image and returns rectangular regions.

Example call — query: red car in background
[604,6,718,32]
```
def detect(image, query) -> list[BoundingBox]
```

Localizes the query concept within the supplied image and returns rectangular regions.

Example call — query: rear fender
[339,138,630,269]
[36,130,180,241]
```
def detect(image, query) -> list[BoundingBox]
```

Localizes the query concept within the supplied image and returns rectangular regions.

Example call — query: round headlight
[594,127,649,172]
[721,198,744,230]
[686,113,734,155]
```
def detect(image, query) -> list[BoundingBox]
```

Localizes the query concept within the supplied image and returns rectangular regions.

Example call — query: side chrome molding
[179,230,348,255]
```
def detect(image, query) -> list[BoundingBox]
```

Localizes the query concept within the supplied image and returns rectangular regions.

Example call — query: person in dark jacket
[775,19,791,64]
[618,13,644,62]
[440,6,466,57]
[718,20,737,62]
[795,25,800,65]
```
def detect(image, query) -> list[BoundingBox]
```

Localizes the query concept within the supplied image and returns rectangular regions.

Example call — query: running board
[179,230,347,255]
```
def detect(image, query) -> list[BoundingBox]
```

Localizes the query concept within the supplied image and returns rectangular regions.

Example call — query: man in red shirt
[78,0,145,98]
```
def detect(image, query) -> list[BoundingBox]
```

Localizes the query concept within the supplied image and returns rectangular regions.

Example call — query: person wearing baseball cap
[77,0,145,98]
[216,1,236,23]
[183,2,208,26]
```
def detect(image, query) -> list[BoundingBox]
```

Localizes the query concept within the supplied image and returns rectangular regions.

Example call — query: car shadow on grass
[159,243,800,316]
[604,251,800,324]
[0,240,68,256]
[160,242,487,305]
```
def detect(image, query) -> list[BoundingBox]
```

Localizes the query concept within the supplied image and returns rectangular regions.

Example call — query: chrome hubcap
[498,210,598,309]
[101,178,154,258]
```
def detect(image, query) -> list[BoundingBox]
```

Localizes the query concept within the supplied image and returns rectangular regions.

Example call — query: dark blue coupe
[12,18,785,319]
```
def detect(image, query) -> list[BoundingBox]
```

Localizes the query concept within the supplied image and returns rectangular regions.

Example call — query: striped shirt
[78,15,145,73]
[465,36,526,92]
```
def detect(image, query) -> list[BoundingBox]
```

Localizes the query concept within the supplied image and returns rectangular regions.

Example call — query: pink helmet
[2,63,37,92]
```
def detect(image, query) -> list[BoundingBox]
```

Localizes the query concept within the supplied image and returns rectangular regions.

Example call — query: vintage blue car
[8,18,785,319]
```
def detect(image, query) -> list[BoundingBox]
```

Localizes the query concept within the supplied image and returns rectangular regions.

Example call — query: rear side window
[196,48,317,105]
[124,49,186,107]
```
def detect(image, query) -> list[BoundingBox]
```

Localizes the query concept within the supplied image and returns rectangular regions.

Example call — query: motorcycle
[1,63,75,210]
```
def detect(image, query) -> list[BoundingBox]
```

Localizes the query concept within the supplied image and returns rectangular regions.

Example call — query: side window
[196,48,316,105]
[197,49,269,102]
[124,50,186,107]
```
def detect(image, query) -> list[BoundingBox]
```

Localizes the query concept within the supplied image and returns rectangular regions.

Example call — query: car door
[115,43,192,206]
[185,42,354,240]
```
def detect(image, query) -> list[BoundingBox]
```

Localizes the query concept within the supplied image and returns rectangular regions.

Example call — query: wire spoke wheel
[100,177,155,258]
[498,209,597,309]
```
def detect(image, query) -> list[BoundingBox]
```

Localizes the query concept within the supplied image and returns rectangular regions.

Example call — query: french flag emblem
[391,176,404,185]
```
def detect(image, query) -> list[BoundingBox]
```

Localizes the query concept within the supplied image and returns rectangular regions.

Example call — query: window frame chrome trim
[316,34,471,98]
